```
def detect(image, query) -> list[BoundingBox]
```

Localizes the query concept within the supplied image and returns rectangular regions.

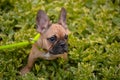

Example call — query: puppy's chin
[49,47,68,55]
[49,50,65,55]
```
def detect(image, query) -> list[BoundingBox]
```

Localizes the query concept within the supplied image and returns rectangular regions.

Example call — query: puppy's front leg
[20,44,43,75]
[61,53,68,60]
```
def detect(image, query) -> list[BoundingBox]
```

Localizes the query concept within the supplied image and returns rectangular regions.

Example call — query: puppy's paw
[20,66,30,75]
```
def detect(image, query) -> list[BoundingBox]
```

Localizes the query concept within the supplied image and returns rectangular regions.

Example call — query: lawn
[0,0,120,80]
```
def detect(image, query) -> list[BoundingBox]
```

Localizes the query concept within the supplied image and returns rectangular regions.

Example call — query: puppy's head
[36,8,69,55]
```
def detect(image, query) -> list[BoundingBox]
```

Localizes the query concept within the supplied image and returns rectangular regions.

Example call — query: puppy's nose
[60,42,65,47]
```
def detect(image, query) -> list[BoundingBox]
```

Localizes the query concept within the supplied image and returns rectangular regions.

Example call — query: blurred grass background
[0,0,120,80]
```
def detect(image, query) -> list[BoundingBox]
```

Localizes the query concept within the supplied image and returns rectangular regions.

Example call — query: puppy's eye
[47,35,57,43]
[64,35,68,40]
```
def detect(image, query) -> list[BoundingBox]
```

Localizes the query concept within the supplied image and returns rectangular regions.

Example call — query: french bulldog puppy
[20,7,70,75]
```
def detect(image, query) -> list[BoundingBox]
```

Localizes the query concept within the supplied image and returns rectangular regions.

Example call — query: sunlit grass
[0,0,120,79]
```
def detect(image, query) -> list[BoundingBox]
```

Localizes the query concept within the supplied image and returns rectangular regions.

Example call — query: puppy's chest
[41,52,58,60]
[43,52,52,59]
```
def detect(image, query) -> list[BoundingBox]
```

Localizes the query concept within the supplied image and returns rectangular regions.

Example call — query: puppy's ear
[36,10,50,33]
[58,7,67,29]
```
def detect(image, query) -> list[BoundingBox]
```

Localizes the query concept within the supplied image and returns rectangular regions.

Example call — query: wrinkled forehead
[45,24,67,38]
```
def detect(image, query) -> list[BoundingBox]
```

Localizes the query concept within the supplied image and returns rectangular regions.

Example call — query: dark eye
[47,35,57,43]
[64,35,68,40]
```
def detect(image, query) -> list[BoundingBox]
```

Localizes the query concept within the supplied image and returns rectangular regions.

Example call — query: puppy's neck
[35,38,48,52]
[36,38,43,47]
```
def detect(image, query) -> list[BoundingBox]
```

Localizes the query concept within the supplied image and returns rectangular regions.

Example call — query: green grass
[0,0,120,80]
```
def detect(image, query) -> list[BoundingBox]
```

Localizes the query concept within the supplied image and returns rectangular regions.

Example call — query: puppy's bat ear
[58,7,67,29]
[36,10,51,33]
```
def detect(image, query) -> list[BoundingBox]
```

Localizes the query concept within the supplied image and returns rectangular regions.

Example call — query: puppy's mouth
[49,48,68,55]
